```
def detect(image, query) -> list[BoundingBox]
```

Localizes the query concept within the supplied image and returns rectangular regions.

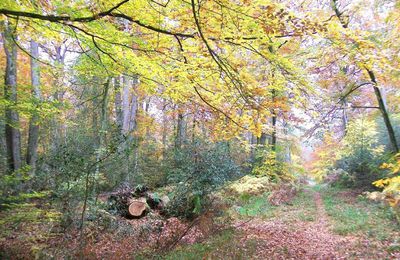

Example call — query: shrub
[226,175,272,196]
[164,140,241,219]
[368,153,400,222]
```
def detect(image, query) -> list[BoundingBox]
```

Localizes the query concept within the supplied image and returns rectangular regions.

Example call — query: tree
[330,0,399,153]
[2,20,21,171]
[26,39,41,173]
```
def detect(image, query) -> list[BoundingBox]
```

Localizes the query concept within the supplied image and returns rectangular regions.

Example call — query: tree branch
[0,0,130,22]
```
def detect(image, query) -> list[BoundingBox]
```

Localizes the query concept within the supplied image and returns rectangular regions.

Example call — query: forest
[0,0,399,259]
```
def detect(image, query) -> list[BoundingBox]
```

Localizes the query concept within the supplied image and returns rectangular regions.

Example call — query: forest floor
[1,185,400,259]
[165,186,400,259]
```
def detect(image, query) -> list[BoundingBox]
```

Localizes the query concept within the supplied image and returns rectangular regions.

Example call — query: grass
[230,188,317,224]
[235,192,277,218]
[284,189,317,222]
[323,195,369,235]
[321,186,399,239]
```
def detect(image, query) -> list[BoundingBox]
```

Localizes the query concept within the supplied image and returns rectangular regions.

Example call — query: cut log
[128,200,147,217]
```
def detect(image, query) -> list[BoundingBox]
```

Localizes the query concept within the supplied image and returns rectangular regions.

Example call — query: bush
[34,128,100,228]
[163,140,241,219]
[226,175,272,196]
[368,153,400,222]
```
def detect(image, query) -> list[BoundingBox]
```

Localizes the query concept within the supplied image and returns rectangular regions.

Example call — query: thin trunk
[175,112,185,150]
[93,79,110,204]
[192,113,196,143]
[250,133,257,161]
[162,100,168,159]
[367,70,399,153]
[130,77,139,181]
[174,109,185,164]
[271,88,277,151]
[257,133,267,146]
[95,79,110,175]
[122,75,138,135]
[342,98,348,136]
[271,114,277,151]
[282,120,291,163]
[145,97,151,139]
[114,76,123,135]
[122,75,130,135]
[26,39,41,173]
[128,92,138,133]
[52,44,66,150]
[2,22,21,171]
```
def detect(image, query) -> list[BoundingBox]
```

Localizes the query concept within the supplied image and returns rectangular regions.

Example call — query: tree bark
[26,39,42,173]
[2,21,22,171]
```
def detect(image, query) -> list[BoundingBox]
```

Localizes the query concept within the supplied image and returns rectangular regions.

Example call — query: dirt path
[237,191,351,259]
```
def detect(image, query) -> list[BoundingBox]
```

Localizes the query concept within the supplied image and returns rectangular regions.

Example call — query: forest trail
[237,191,352,259]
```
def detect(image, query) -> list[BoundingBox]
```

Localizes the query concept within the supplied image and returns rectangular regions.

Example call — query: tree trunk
[175,111,185,150]
[51,44,66,150]
[250,133,257,161]
[120,75,139,182]
[94,79,110,201]
[114,76,123,135]
[271,88,277,151]
[271,113,277,151]
[26,39,42,173]
[341,97,348,136]
[2,22,22,171]
[257,133,267,146]
[122,75,138,135]
[192,112,197,143]
[282,120,291,163]
[162,99,168,159]
[144,97,151,139]
[367,70,399,153]
[95,79,110,175]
